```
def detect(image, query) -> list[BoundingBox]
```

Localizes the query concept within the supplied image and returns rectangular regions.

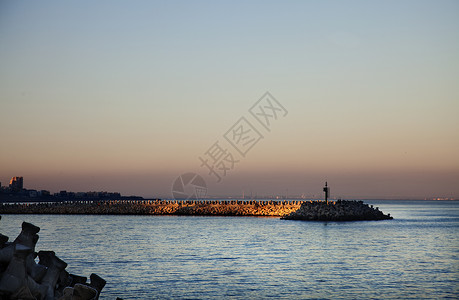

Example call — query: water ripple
[1,201,458,299]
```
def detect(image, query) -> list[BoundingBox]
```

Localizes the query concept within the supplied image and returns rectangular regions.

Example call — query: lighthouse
[323,182,330,204]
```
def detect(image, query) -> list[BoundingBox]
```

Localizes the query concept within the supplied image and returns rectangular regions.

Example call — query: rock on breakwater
[0,217,106,299]
[0,200,303,217]
[281,200,393,221]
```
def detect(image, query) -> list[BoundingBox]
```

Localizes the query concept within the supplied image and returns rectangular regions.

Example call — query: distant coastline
[0,176,143,203]
[0,193,144,203]
[0,176,456,203]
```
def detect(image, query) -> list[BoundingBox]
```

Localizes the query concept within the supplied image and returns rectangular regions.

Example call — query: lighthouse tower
[323,182,330,204]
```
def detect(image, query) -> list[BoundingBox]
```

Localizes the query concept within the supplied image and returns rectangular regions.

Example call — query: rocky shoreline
[0,200,302,217]
[0,217,106,300]
[0,200,393,221]
[282,200,393,221]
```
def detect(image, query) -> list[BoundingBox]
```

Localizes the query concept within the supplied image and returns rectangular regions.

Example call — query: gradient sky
[1,0,458,199]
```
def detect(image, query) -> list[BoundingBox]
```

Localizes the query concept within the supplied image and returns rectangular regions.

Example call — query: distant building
[76,192,86,198]
[40,190,51,197]
[9,176,23,192]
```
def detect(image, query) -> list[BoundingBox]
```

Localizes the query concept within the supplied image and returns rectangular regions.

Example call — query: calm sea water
[1,200,458,299]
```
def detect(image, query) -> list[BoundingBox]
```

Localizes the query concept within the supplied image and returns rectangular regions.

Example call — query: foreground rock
[281,200,393,221]
[0,217,105,300]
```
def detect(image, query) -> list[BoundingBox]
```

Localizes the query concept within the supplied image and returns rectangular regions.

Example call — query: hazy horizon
[1,1,458,199]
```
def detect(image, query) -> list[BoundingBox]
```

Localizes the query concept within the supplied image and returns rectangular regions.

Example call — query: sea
[1,200,458,299]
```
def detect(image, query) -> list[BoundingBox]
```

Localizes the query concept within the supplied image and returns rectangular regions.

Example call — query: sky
[0,0,458,199]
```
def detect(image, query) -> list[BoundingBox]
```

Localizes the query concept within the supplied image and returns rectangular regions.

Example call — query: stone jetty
[281,200,393,221]
[0,217,106,300]
[0,199,393,221]
[0,200,303,217]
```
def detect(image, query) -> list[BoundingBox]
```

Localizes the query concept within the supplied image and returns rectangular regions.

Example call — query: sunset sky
[1,0,458,199]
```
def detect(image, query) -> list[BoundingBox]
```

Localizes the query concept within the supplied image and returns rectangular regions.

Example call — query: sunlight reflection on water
[1,201,458,299]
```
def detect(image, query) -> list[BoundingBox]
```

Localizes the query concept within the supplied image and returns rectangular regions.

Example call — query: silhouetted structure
[0,176,142,202]
[282,200,393,221]
[9,176,23,192]
[323,182,330,204]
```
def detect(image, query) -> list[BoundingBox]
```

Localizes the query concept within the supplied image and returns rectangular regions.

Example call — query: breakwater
[282,200,393,221]
[0,199,394,221]
[0,199,303,217]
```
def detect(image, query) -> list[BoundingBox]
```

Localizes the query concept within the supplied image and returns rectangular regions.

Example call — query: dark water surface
[1,200,458,299]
